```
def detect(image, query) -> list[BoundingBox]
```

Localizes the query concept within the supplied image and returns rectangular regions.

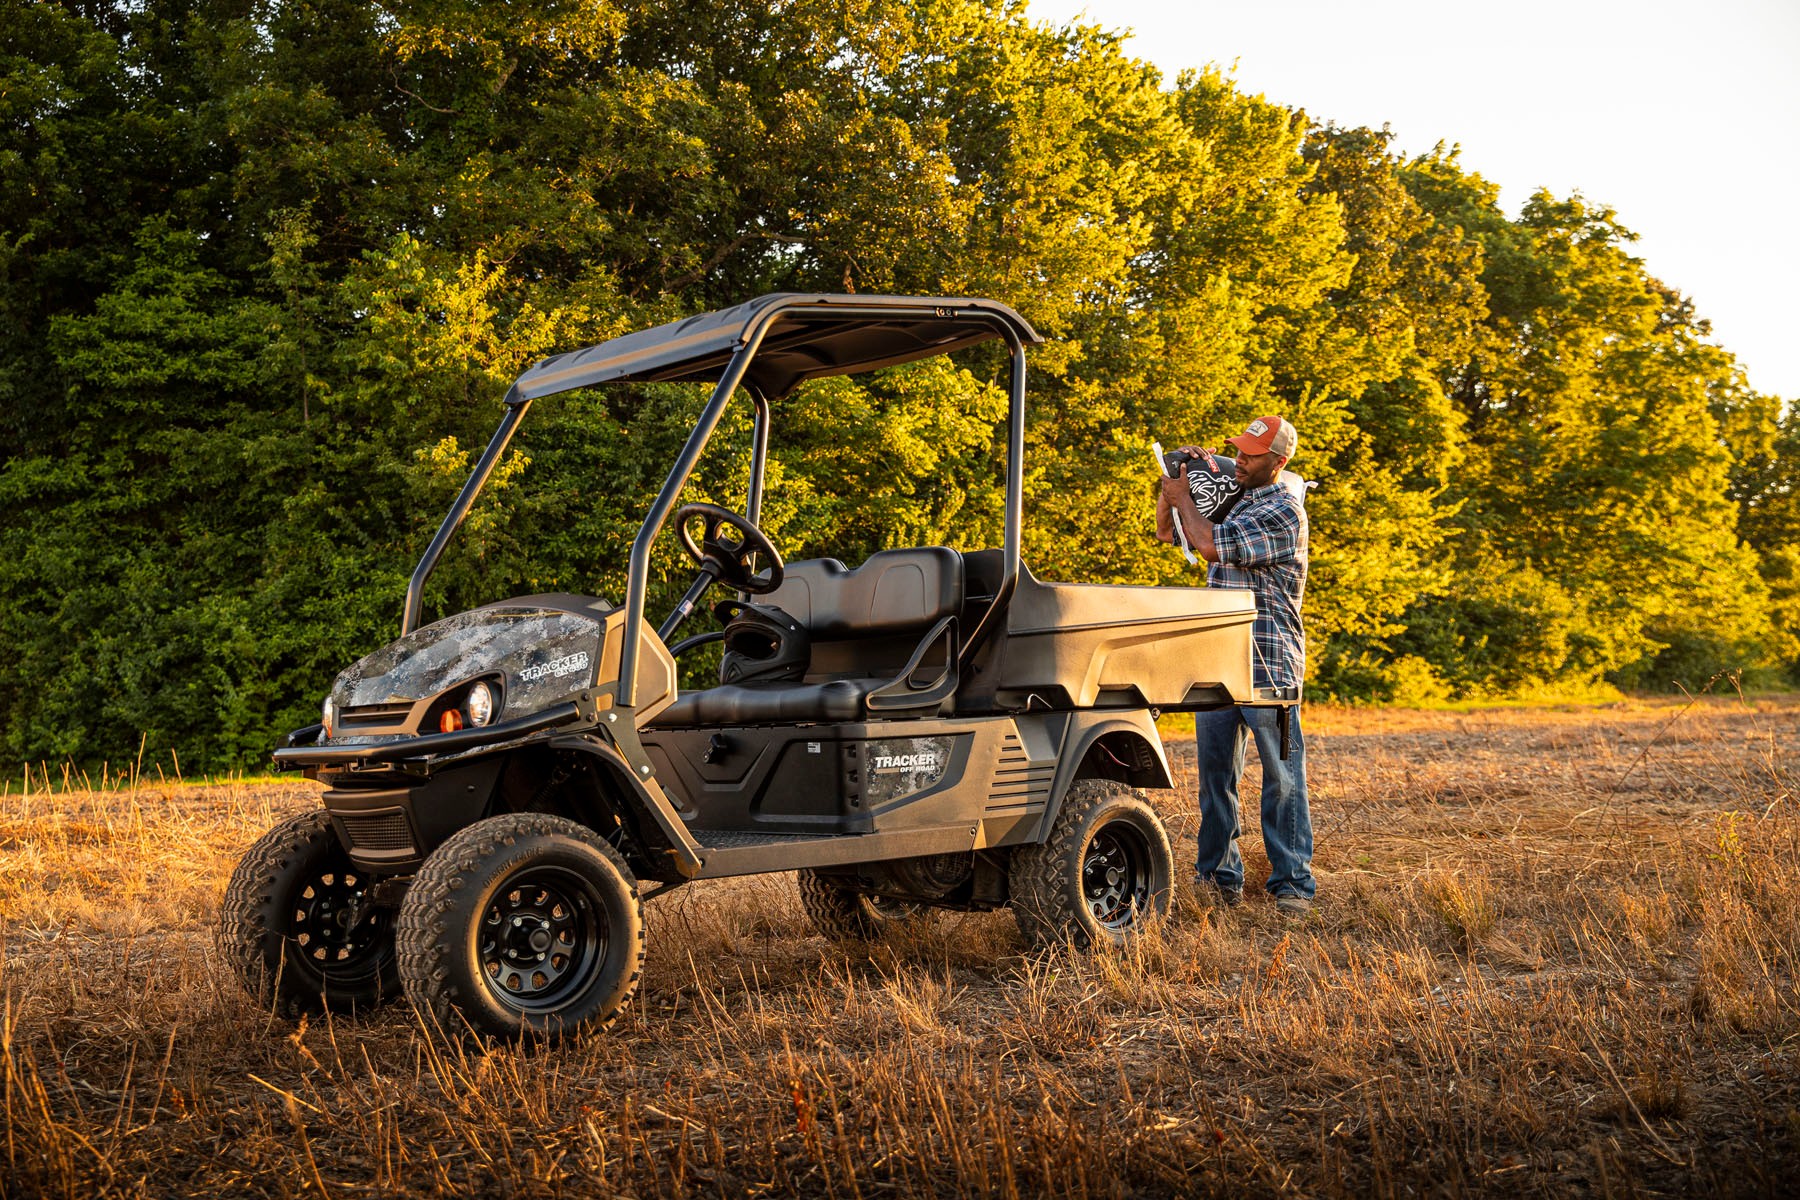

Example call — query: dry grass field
[1,698,1795,1198]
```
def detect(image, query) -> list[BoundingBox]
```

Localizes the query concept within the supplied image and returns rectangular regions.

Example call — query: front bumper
[274,706,588,871]
[269,694,703,882]
[273,702,586,770]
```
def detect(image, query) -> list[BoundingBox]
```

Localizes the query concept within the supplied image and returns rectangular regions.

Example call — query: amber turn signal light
[439,709,465,733]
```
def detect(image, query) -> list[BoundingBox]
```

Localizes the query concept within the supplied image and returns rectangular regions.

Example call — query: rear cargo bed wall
[989,568,1255,709]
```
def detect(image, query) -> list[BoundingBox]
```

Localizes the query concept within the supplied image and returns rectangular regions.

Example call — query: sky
[1026,0,1800,402]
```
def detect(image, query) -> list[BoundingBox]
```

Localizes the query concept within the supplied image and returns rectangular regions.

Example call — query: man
[1156,415,1314,917]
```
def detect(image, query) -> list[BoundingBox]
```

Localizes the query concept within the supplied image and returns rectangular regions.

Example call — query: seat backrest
[765,547,963,642]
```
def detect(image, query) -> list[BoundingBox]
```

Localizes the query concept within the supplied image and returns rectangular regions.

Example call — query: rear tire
[220,810,400,1016]
[797,870,933,943]
[395,813,644,1041]
[1009,778,1173,949]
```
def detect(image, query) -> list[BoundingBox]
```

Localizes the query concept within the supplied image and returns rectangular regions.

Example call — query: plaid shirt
[1207,483,1308,692]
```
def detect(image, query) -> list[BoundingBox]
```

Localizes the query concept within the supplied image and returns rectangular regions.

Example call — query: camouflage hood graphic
[331,600,609,728]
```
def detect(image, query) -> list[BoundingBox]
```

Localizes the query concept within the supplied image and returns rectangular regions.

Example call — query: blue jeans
[1194,705,1314,898]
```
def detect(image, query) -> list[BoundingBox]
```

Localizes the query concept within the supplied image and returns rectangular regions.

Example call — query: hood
[330,595,612,737]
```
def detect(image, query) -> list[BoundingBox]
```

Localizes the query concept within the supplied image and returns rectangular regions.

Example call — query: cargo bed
[972,564,1256,712]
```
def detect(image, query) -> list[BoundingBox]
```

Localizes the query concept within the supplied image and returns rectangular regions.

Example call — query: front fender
[545,733,703,881]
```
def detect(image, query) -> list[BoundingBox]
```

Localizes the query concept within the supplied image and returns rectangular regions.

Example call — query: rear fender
[1032,712,1173,841]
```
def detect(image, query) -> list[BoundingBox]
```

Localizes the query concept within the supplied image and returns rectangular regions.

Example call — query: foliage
[0,0,1790,772]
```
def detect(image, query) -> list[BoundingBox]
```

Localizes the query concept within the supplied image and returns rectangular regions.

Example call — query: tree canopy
[2,0,1791,774]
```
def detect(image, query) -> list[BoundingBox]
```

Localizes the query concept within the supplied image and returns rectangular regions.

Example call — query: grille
[337,810,416,853]
[339,702,414,728]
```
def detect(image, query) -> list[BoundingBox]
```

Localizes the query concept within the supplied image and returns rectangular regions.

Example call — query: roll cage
[401,293,1044,711]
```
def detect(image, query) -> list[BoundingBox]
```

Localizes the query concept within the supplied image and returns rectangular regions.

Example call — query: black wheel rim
[1082,823,1154,931]
[478,867,608,1014]
[293,863,387,974]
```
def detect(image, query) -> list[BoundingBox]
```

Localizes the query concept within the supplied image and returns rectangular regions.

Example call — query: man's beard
[1239,460,1278,489]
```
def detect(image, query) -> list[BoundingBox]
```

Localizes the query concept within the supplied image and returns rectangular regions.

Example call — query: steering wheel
[672,503,784,595]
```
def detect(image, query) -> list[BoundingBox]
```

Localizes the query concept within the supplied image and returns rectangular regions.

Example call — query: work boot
[1275,894,1313,920]
[1202,882,1244,909]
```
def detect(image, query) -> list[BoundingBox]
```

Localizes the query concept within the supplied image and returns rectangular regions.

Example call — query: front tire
[797,870,933,943]
[1009,779,1173,949]
[395,813,644,1040]
[220,809,400,1016]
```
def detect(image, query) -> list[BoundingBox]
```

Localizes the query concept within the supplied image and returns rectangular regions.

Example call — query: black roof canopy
[507,293,1042,403]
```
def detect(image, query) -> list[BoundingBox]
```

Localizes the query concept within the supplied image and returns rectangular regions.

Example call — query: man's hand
[1161,452,1221,564]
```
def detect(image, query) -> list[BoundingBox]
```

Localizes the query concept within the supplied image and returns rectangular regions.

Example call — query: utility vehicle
[223,293,1293,1039]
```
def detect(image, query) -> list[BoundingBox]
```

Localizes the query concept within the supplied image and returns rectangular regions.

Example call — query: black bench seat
[649,547,963,727]
[650,677,885,725]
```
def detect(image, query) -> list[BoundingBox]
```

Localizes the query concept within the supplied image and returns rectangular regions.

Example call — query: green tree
[1720,391,1800,681]
[1290,126,1488,697]
[1,0,1789,774]
[1400,160,1777,693]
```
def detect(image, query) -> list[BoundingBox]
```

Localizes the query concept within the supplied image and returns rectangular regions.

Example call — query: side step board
[690,824,978,880]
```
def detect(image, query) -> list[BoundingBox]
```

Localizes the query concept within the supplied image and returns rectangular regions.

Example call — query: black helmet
[714,600,810,684]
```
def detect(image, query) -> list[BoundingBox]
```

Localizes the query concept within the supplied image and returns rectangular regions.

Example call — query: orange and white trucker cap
[1227,415,1298,459]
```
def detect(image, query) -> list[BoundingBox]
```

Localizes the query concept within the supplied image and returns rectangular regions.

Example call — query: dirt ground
[1,698,1795,1197]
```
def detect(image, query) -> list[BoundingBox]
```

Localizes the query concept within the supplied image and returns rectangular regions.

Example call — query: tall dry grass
[1,698,1795,1197]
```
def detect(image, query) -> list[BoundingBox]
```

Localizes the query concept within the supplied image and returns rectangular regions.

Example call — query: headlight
[321,695,336,737]
[466,681,495,727]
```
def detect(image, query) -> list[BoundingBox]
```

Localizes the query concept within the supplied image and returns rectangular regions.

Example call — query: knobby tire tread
[797,869,882,942]
[796,870,936,944]
[220,808,397,1017]
[395,812,645,1039]
[1009,778,1168,949]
